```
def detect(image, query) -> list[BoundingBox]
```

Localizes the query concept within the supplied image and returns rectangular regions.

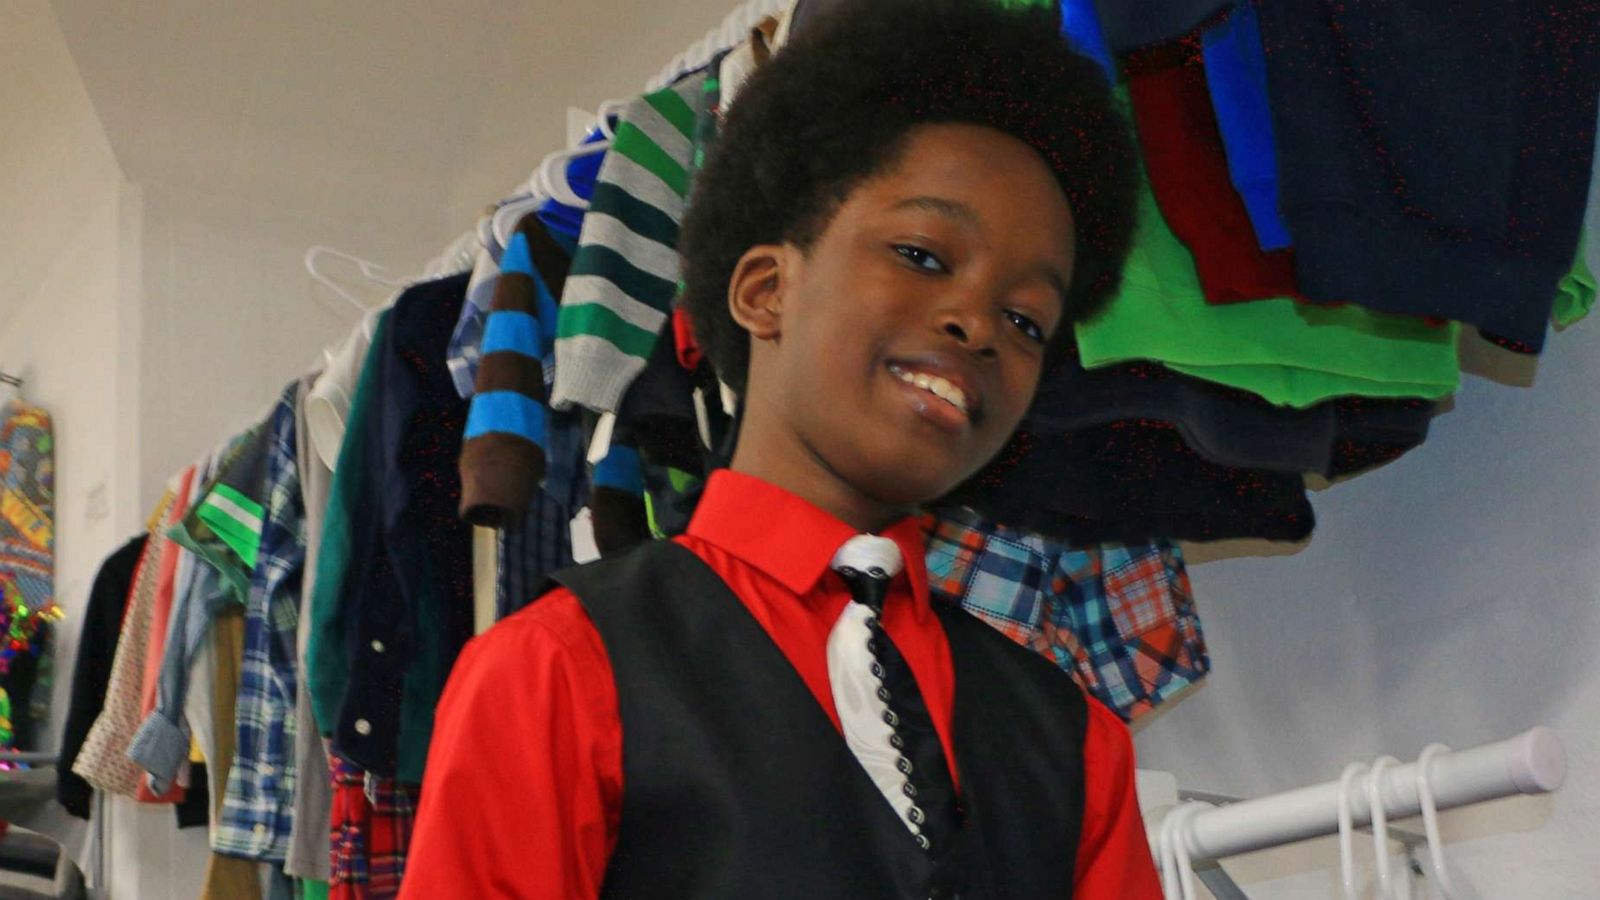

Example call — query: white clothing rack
[417,0,791,273]
[1161,726,1565,863]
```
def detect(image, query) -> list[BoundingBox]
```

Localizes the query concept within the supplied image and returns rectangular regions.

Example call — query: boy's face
[731,122,1076,524]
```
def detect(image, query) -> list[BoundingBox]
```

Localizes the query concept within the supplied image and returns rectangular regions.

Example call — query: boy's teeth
[891,367,968,414]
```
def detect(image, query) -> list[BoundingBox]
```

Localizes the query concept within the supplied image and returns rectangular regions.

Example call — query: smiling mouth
[888,364,970,416]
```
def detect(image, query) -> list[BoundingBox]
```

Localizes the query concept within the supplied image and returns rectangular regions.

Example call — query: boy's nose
[938,306,998,359]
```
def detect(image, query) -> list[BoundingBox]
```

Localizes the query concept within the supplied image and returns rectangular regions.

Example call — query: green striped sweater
[552,72,709,413]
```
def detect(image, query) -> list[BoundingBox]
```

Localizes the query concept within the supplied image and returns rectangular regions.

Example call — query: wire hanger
[304,245,409,313]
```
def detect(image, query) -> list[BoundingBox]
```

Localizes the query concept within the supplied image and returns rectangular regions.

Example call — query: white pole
[1172,726,1565,862]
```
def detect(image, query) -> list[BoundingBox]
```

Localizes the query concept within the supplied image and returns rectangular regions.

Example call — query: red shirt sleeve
[398,588,622,900]
[1074,698,1163,899]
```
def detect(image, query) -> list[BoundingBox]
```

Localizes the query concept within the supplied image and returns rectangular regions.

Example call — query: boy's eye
[893,244,947,273]
[1006,310,1046,344]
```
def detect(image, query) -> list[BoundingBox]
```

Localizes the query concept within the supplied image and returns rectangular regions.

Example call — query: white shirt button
[354,718,372,736]
[370,639,385,653]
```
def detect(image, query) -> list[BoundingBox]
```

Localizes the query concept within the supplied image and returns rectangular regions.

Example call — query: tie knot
[831,535,903,612]
[831,534,904,582]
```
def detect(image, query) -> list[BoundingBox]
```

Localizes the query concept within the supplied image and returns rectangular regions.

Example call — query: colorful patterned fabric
[923,507,1209,721]
[216,384,306,860]
[72,487,178,797]
[0,400,53,618]
[329,753,419,900]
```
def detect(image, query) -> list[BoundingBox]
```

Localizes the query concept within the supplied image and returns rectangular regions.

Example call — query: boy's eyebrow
[890,195,982,228]
[894,194,1072,305]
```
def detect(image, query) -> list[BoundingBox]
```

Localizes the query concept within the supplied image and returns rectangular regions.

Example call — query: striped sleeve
[459,215,572,526]
[551,73,706,414]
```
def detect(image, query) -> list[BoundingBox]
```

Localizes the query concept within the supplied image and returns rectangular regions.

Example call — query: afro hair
[677,0,1139,396]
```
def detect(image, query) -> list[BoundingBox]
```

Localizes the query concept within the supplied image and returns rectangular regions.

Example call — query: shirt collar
[686,469,933,621]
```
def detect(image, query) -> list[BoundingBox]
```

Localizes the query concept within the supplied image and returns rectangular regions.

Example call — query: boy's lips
[885,355,984,430]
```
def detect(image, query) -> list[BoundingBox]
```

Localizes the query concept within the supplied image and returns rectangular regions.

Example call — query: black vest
[554,540,1089,900]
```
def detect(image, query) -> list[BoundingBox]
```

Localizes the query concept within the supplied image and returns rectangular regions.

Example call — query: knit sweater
[551,73,708,414]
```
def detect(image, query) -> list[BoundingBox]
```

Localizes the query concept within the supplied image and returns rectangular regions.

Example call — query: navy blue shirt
[334,273,474,781]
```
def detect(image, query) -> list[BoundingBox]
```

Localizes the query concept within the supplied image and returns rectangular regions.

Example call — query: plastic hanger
[491,139,612,249]
[1157,801,1208,900]
[304,246,407,312]
[1367,755,1402,899]
[1337,761,1370,900]
[1415,743,1484,900]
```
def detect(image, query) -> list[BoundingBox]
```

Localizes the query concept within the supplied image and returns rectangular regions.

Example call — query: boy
[401,0,1159,896]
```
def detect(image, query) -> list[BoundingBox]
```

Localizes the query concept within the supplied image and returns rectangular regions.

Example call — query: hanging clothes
[56,536,146,818]
[550,70,711,414]
[1027,342,1439,478]
[1090,0,1230,52]
[1074,146,1462,410]
[311,274,473,785]
[924,507,1207,722]
[1125,36,1300,304]
[948,422,1316,545]
[1199,1,1291,251]
[1256,0,1600,352]
[213,382,306,863]
[288,374,335,882]
[71,485,179,797]
[128,431,258,795]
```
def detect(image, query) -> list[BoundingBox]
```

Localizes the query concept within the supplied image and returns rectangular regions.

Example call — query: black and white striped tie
[828,535,960,854]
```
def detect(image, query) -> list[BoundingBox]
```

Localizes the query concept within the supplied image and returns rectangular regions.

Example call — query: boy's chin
[854,460,981,512]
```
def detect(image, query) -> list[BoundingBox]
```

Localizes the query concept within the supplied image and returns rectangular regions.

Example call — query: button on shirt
[215,384,307,861]
[399,470,1162,899]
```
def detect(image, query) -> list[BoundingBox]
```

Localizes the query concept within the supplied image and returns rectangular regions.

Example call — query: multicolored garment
[0,400,53,618]
[924,507,1209,721]
[216,384,306,860]
[0,404,48,751]
[329,754,419,900]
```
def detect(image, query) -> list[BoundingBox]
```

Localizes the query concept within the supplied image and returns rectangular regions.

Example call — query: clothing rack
[1159,726,1565,863]
[414,0,790,272]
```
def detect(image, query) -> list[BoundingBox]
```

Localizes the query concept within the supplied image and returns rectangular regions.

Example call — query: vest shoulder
[936,602,1086,697]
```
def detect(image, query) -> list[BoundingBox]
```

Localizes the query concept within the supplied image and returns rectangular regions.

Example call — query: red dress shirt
[399,471,1162,899]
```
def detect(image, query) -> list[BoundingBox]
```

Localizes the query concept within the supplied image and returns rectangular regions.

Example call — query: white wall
[1136,233,1600,895]
[134,180,449,514]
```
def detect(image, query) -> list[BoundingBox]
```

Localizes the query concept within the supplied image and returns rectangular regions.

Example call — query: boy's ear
[727,244,791,341]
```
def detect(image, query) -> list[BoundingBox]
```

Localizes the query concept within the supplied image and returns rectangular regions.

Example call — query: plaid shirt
[330,752,420,899]
[215,384,306,860]
[924,507,1209,721]
[445,246,502,399]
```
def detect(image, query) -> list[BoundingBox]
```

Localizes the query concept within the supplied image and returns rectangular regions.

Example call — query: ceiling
[45,0,746,243]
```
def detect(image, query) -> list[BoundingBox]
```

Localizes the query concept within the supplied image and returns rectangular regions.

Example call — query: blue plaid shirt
[215,383,306,860]
[925,507,1210,722]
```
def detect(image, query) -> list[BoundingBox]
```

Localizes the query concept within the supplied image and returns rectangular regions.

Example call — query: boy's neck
[729,432,913,536]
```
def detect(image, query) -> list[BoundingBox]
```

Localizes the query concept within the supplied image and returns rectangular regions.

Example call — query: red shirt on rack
[399,471,1163,899]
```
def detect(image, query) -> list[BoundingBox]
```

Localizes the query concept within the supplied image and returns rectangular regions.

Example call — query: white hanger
[1157,802,1208,900]
[491,139,613,248]
[1367,755,1402,899]
[1415,744,1484,900]
[1337,761,1370,900]
[304,246,407,312]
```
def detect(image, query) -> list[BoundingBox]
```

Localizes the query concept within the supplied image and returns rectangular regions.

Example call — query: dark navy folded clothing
[1258,0,1600,351]
[946,422,1316,545]
[1027,345,1438,478]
